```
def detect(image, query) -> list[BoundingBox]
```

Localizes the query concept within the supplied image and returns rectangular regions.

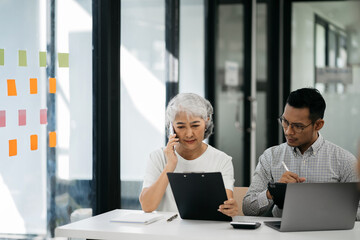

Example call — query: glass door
[213,0,257,186]
[215,3,245,186]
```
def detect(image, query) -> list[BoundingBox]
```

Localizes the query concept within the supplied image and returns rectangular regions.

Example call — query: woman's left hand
[218,198,238,217]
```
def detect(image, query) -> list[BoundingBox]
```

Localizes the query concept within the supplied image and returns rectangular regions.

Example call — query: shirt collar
[311,132,324,155]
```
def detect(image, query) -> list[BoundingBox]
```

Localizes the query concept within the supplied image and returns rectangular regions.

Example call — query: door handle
[247,96,257,132]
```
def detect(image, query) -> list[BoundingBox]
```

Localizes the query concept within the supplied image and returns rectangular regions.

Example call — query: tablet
[267,182,287,209]
[167,172,232,221]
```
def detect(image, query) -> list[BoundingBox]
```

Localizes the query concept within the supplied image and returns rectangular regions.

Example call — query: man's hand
[266,171,306,199]
[218,198,238,217]
[266,190,273,199]
[279,171,306,183]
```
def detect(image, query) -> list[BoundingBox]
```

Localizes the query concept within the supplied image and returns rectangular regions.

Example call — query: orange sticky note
[30,134,38,151]
[49,78,56,93]
[7,79,17,96]
[30,78,38,94]
[49,131,56,147]
[9,139,17,157]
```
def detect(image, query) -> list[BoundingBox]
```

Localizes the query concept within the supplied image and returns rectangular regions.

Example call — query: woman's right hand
[164,134,179,172]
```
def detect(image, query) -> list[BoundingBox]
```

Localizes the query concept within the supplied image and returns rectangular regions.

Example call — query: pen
[167,214,178,222]
[282,161,290,171]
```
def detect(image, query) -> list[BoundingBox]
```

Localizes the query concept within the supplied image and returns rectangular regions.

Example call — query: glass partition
[0,0,93,237]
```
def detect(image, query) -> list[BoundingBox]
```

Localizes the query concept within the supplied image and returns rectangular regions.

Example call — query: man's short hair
[286,88,326,122]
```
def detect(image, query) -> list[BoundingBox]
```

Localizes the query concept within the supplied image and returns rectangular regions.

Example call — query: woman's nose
[185,128,193,137]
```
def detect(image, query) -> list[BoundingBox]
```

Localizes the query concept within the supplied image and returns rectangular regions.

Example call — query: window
[292,1,360,156]
[120,0,166,209]
[314,14,349,93]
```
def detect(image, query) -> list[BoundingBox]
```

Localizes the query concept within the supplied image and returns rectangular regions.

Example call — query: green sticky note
[58,53,69,67]
[39,51,46,67]
[0,49,4,66]
[19,50,27,67]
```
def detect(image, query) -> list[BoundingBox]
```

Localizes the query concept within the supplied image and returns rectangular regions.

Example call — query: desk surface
[55,209,360,240]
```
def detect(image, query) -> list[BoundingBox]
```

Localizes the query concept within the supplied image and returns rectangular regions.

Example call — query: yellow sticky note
[19,50,27,67]
[30,78,38,94]
[39,51,46,67]
[9,139,17,157]
[0,49,4,66]
[30,134,38,151]
[49,78,56,93]
[58,53,69,67]
[7,79,17,96]
[49,131,56,148]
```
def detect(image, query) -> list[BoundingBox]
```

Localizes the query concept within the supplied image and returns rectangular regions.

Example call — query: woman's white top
[142,144,235,212]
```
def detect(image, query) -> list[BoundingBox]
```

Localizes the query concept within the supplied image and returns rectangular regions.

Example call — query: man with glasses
[243,88,360,220]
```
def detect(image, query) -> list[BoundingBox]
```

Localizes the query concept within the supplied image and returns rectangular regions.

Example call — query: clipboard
[167,172,232,221]
[267,182,287,209]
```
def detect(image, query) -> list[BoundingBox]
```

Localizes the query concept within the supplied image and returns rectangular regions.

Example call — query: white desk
[55,209,360,240]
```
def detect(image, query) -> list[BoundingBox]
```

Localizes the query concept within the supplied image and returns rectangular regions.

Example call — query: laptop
[167,172,232,221]
[264,182,359,232]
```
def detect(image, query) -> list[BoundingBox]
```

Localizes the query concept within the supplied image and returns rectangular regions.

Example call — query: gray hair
[165,93,214,139]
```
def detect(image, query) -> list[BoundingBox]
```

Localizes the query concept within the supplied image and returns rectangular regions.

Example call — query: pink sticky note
[40,109,47,124]
[0,110,5,127]
[18,109,26,126]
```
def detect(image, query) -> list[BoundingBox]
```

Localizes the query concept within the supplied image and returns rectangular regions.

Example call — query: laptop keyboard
[264,221,282,229]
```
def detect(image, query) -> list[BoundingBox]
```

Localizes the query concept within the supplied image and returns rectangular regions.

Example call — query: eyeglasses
[278,116,313,133]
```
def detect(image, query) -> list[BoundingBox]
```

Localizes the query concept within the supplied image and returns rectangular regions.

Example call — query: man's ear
[314,119,324,131]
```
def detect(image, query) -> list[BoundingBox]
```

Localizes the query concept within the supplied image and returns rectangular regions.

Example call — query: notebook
[167,172,232,221]
[111,212,163,224]
[264,182,359,232]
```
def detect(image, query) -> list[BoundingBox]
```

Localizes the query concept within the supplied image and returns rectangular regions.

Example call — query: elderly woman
[139,93,238,217]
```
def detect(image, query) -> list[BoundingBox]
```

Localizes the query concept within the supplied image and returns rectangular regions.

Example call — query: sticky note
[49,131,56,148]
[40,109,47,124]
[49,78,56,93]
[0,110,5,127]
[30,134,38,151]
[7,79,17,96]
[0,49,4,66]
[19,50,27,66]
[39,51,46,67]
[9,139,17,157]
[18,109,26,126]
[58,53,69,67]
[30,78,38,94]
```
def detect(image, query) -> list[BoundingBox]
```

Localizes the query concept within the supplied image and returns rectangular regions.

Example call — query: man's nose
[285,125,295,135]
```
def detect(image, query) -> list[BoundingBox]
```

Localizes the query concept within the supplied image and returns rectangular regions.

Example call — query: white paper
[225,61,239,87]
[111,213,164,224]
